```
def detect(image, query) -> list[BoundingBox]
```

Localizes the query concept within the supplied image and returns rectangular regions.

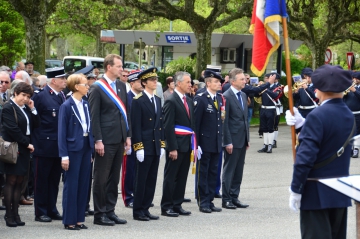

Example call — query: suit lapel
[205,92,218,111]
[230,89,243,111]
[70,97,82,125]
[83,101,90,132]
[174,93,190,120]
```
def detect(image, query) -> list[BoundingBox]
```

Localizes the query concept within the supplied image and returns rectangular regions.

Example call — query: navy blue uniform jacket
[58,97,94,157]
[291,98,354,210]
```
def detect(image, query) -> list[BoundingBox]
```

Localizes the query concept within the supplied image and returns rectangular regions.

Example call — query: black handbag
[0,106,18,164]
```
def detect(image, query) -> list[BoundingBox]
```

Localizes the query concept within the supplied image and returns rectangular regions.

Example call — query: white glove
[160,148,165,158]
[285,107,305,129]
[289,187,302,212]
[197,146,203,160]
[136,149,144,162]
[126,147,132,155]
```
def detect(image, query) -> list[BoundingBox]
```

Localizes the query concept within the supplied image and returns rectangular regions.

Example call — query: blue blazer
[291,98,354,210]
[58,97,94,157]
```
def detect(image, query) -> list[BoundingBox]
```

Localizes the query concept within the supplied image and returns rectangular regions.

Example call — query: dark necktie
[151,97,156,113]
[236,92,244,110]
[183,96,190,117]
[3,93,6,102]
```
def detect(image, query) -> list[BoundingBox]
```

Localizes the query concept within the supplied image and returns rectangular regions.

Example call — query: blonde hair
[67,74,85,92]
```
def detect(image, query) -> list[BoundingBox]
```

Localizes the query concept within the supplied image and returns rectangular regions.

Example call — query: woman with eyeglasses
[58,74,94,230]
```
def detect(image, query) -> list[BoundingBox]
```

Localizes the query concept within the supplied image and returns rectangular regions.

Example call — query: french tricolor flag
[249,0,288,76]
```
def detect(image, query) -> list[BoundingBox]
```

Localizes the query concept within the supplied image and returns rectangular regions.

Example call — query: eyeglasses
[77,84,89,87]
[1,81,9,84]
[122,75,128,78]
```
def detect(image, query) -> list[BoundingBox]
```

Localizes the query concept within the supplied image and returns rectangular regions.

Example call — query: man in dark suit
[131,67,165,221]
[287,65,354,239]
[194,70,224,213]
[121,70,142,209]
[161,71,195,217]
[32,67,67,222]
[88,54,131,226]
[222,68,250,210]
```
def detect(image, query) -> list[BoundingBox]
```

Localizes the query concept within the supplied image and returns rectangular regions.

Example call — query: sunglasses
[1,81,9,84]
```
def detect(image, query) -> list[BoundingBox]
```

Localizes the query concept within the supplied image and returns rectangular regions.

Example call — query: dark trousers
[161,150,191,211]
[85,162,93,211]
[300,208,347,239]
[215,149,223,194]
[93,143,124,218]
[133,155,160,217]
[62,138,91,225]
[260,109,276,133]
[222,147,246,203]
[121,153,136,206]
[298,109,313,118]
[196,152,219,208]
[355,114,360,135]
[274,115,280,131]
[33,156,62,217]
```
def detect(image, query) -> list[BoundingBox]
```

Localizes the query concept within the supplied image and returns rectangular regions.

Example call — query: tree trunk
[310,44,328,69]
[193,28,212,79]
[95,30,104,57]
[23,17,46,74]
[56,38,67,60]
[45,35,51,59]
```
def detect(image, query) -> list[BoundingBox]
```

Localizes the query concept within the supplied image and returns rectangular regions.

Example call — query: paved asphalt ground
[1,125,359,238]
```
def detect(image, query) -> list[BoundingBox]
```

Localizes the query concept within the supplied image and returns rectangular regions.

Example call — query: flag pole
[281,17,297,162]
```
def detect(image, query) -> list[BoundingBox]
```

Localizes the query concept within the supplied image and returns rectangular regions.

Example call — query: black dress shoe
[183,198,191,203]
[210,205,222,212]
[87,209,94,215]
[76,224,88,229]
[222,202,236,209]
[0,205,5,210]
[108,214,127,224]
[161,209,179,217]
[258,144,268,153]
[173,208,191,215]
[214,194,222,198]
[199,207,211,213]
[126,202,133,208]
[64,225,80,230]
[145,213,159,220]
[93,216,115,226]
[50,213,62,220]
[5,215,17,227]
[134,215,150,221]
[35,215,52,222]
[15,215,25,226]
[232,200,249,208]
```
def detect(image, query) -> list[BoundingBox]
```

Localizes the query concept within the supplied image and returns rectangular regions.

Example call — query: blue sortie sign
[165,35,191,43]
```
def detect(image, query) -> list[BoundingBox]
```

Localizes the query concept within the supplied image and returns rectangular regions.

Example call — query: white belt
[83,133,89,137]
[353,111,360,115]
[261,106,276,109]
[298,105,316,109]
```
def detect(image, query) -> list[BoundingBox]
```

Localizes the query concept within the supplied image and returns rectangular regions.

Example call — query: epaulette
[34,88,43,94]
[134,92,143,99]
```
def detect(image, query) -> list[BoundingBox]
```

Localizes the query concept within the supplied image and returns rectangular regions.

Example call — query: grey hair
[10,79,22,95]
[38,75,48,86]
[15,70,33,85]
[0,71,10,79]
[173,71,191,86]
[229,68,244,82]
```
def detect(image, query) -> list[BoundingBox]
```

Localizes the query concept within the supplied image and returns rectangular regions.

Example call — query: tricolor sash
[94,79,128,130]
[174,125,197,162]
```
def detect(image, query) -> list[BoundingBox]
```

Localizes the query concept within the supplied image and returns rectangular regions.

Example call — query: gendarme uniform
[194,70,224,213]
[293,68,318,118]
[343,71,360,158]
[290,65,354,239]
[130,67,165,221]
[273,73,284,148]
[257,75,282,153]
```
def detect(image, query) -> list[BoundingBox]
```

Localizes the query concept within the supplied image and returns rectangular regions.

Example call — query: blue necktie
[110,82,116,92]
[236,92,244,110]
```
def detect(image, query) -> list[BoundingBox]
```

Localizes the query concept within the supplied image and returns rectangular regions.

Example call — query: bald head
[15,70,33,85]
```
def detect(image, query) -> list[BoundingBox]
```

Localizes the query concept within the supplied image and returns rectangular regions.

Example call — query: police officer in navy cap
[121,70,142,209]
[32,67,67,222]
[194,70,224,213]
[293,67,318,118]
[130,67,165,221]
[344,71,360,158]
[286,64,354,239]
